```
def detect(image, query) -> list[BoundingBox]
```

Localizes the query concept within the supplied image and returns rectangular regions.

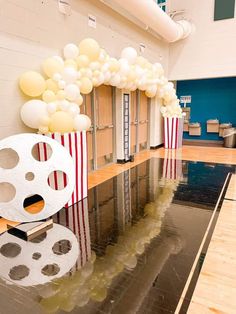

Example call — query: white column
[149,95,164,148]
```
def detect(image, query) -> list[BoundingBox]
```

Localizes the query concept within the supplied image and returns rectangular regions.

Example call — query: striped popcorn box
[38,131,88,208]
[53,198,91,269]
[162,149,183,180]
[164,117,184,149]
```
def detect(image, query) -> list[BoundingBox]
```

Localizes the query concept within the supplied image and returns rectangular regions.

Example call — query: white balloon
[74,114,91,131]
[101,63,110,73]
[121,47,137,64]
[63,43,79,59]
[21,100,49,129]
[47,102,58,114]
[118,58,130,75]
[62,67,78,84]
[110,74,121,86]
[90,61,100,71]
[68,103,80,117]
[58,80,66,89]
[65,84,80,101]
[58,99,70,111]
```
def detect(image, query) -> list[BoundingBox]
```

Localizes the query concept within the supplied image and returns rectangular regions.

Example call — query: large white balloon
[65,84,80,101]
[21,100,49,129]
[74,114,91,131]
[121,47,137,64]
[62,67,78,84]
[63,43,79,60]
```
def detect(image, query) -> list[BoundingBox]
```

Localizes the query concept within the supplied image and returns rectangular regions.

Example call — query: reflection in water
[0,157,233,314]
[0,223,79,287]
[40,168,181,313]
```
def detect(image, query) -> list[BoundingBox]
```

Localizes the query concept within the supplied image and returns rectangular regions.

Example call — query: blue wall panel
[177,77,236,141]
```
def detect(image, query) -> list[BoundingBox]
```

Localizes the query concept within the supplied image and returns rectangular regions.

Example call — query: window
[157,0,167,12]
[214,0,235,21]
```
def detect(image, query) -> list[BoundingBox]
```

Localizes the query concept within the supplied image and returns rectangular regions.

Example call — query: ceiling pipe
[101,0,192,42]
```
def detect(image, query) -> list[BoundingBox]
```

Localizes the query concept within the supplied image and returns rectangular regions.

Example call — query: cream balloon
[42,90,56,103]
[64,59,78,70]
[76,94,84,106]
[46,79,59,93]
[56,90,66,100]
[74,114,91,131]
[19,71,46,97]
[21,100,49,129]
[65,84,80,101]
[76,55,90,68]
[118,58,130,75]
[80,77,93,94]
[42,58,64,78]
[49,111,74,133]
[78,38,100,61]
[63,43,79,59]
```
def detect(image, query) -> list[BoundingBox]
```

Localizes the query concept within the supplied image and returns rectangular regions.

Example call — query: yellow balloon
[56,90,66,100]
[127,69,136,82]
[46,79,59,93]
[145,90,156,98]
[76,55,90,68]
[90,287,107,302]
[49,112,74,133]
[42,90,56,103]
[19,71,46,97]
[79,38,100,61]
[80,77,93,94]
[42,58,64,78]
[64,59,78,70]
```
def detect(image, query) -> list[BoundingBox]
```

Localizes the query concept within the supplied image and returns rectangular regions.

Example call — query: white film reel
[0,133,75,222]
[0,223,79,286]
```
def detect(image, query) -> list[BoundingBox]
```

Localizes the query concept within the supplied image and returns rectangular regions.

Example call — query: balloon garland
[19,38,182,134]
[39,178,180,312]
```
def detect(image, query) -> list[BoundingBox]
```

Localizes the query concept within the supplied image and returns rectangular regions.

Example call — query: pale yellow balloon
[76,94,83,106]
[46,78,59,93]
[42,57,64,78]
[76,54,90,68]
[42,90,56,103]
[49,111,74,133]
[38,125,49,134]
[127,69,136,82]
[79,38,100,61]
[65,59,78,70]
[109,58,120,72]
[19,71,46,97]
[56,90,66,100]
[136,56,148,68]
[80,77,93,94]
[145,90,156,98]
[39,116,51,126]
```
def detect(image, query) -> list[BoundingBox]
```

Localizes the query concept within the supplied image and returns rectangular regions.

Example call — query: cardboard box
[189,123,201,136]
[207,120,219,133]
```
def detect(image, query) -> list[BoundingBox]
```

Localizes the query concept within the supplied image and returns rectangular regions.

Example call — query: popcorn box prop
[53,198,91,269]
[207,119,219,133]
[38,131,88,208]
[164,117,184,149]
[162,149,183,180]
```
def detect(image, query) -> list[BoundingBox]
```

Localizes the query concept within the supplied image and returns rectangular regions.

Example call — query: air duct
[100,0,192,42]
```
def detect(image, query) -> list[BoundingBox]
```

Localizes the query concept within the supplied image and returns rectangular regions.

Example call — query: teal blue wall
[177,77,236,141]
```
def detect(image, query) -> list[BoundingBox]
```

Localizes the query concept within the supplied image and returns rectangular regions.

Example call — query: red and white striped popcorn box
[38,131,88,208]
[164,117,184,149]
[162,148,183,180]
[53,198,91,269]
